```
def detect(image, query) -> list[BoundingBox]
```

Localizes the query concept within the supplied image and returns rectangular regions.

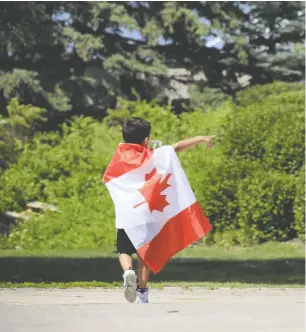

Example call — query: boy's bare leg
[119,253,133,271]
[137,254,150,288]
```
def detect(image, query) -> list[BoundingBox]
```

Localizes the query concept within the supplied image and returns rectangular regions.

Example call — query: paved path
[0,288,304,332]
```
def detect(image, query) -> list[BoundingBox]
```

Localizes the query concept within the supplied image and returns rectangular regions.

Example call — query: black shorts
[116,229,136,255]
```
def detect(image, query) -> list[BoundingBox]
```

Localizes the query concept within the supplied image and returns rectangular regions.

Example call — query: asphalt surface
[0,287,304,332]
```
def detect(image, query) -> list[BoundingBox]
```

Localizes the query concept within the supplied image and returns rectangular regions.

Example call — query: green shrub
[222,88,304,175]
[0,98,47,171]
[236,81,303,107]
[0,83,304,249]
[216,82,304,244]
[237,171,296,245]
[5,196,115,250]
[0,117,119,249]
[0,101,182,250]
[293,168,305,240]
[188,86,231,111]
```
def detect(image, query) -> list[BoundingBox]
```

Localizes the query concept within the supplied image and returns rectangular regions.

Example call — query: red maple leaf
[134,168,172,212]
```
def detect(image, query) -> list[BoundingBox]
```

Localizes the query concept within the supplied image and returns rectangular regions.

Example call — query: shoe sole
[124,271,137,303]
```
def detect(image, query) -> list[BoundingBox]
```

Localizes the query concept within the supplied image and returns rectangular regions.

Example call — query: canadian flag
[103,144,212,274]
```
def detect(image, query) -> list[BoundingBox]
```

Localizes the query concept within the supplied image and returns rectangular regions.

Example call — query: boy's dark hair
[122,117,151,144]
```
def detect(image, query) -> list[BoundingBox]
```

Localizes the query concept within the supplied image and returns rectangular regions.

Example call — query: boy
[103,117,214,304]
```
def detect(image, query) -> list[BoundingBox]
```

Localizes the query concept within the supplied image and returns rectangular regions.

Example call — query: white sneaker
[123,269,137,303]
[137,288,149,304]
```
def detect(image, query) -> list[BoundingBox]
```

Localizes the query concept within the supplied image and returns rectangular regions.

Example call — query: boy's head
[122,117,151,146]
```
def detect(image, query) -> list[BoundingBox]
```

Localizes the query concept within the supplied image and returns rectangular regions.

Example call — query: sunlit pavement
[0,288,304,332]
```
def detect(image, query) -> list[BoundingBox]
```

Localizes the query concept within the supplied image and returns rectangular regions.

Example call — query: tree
[0,1,304,124]
[139,1,248,96]
[149,1,305,95]
[0,2,169,124]
[222,1,305,86]
[0,98,46,170]
[0,2,70,122]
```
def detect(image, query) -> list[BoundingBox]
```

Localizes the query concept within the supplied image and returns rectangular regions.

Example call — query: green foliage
[5,199,115,250]
[219,2,305,89]
[209,82,305,244]
[222,83,305,175]
[0,117,16,170]
[61,27,103,62]
[0,2,304,127]
[6,98,47,138]
[0,98,47,170]
[0,117,119,249]
[237,171,296,245]
[0,82,304,249]
[236,82,303,107]
[0,69,71,113]
[188,86,231,111]
[293,168,305,240]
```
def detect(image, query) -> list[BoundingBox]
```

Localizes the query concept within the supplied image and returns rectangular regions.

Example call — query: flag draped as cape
[103,144,212,274]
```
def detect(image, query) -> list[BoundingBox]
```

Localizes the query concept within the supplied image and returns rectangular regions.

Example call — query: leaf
[134,168,172,213]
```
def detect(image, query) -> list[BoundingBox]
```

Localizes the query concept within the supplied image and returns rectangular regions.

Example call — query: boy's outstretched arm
[173,135,216,152]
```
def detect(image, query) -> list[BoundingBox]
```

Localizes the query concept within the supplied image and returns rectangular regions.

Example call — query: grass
[0,281,303,289]
[0,241,304,289]
[0,241,304,259]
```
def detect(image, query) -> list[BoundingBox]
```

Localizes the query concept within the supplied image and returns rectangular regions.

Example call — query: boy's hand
[205,135,216,149]
[173,135,216,152]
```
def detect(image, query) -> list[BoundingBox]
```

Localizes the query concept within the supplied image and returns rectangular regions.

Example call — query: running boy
[102,117,215,304]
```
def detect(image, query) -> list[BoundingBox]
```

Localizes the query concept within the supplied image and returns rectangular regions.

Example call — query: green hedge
[222,88,304,175]
[0,82,304,249]
[293,167,305,240]
[237,170,296,244]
